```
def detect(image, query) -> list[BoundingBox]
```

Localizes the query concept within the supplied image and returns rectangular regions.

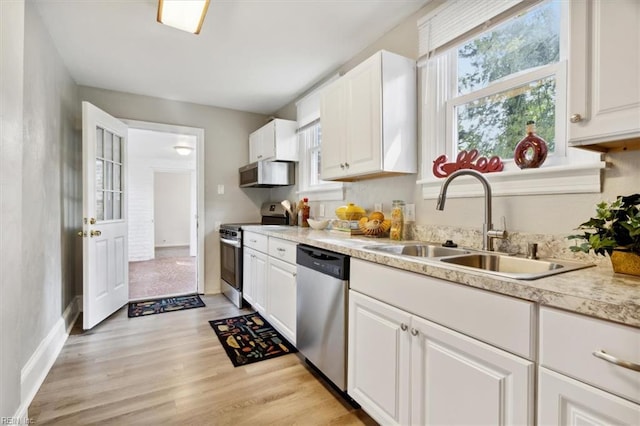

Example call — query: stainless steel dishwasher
[296,244,350,392]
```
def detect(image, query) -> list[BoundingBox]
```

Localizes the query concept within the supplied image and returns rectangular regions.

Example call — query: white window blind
[418,0,529,59]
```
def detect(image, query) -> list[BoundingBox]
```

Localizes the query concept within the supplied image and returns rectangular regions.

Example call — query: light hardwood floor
[29,295,377,425]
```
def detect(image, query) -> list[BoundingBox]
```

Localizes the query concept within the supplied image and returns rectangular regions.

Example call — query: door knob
[570,113,583,123]
[90,230,102,237]
[77,231,86,237]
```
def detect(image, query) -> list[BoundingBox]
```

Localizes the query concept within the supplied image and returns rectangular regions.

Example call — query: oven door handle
[220,237,241,248]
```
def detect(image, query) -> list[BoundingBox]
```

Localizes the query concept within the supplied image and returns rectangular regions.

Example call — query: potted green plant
[568,193,640,276]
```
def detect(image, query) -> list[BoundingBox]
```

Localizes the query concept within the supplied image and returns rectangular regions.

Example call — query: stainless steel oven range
[219,202,289,307]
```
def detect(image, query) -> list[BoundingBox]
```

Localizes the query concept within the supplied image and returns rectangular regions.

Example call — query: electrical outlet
[405,203,416,222]
[374,203,382,212]
[319,204,325,217]
[217,184,225,195]
[214,221,221,231]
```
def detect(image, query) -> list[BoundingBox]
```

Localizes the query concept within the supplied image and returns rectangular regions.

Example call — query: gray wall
[0,0,80,417]
[276,0,640,237]
[78,86,273,293]
[0,0,25,418]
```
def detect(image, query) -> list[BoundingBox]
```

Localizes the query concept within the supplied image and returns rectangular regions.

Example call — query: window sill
[297,185,345,201]
[418,162,606,200]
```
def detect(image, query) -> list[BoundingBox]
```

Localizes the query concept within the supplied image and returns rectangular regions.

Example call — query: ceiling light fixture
[174,146,194,156]
[157,0,210,34]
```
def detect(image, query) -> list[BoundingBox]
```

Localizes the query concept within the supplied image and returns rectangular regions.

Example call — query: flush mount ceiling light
[174,145,194,156]
[157,0,210,34]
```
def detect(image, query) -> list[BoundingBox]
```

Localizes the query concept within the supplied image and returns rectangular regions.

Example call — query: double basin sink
[362,243,593,280]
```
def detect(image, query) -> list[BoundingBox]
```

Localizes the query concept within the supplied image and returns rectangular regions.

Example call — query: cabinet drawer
[268,237,297,264]
[350,259,536,360]
[540,307,640,404]
[244,232,268,253]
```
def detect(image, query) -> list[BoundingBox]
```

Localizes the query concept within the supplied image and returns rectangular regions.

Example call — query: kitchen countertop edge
[242,226,640,328]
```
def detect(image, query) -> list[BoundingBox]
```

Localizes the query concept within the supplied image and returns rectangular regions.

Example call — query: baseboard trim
[18,296,81,417]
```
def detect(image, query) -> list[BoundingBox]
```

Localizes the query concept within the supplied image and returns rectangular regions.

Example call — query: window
[453,1,560,159]
[418,0,603,199]
[296,77,344,201]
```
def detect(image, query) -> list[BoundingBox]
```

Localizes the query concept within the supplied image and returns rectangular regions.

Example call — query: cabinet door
[411,315,534,426]
[345,55,382,177]
[348,291,411,426]
[538,367,640,426]
[260,121,276,161]
[568,0,640,146]
[266,257,296,345]
[249,130,261,163]
[320,80,347,180]
[242,248,255,305]
[253,251,267,315]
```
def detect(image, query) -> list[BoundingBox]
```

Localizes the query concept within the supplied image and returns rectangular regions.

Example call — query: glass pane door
[95,126,124,221]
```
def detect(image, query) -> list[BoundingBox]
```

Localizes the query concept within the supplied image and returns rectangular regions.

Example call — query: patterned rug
[128,294,205,317]
[209,312,297,367]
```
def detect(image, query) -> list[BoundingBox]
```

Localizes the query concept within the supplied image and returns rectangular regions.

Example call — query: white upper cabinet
[568,0,640,152]
[320,50,417,181]
[249,118,298,163]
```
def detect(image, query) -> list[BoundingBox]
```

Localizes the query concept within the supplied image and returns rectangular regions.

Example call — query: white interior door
[82,101,128,330]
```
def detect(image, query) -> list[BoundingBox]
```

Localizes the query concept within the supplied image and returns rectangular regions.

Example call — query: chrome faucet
[436,169,506,252]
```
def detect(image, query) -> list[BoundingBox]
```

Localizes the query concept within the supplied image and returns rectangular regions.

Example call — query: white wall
[128,129,196,261]
[154,171,192,248]
[0,0,25,418]
[0,0,81,417]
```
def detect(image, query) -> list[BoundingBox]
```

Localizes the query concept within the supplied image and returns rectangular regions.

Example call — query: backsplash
[406,223,612,269]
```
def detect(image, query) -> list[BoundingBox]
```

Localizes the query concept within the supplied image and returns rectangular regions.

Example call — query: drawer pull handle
[410,328,419,336]
[277,248,286,252]
[400,323,408,331]
[592,350,640,372]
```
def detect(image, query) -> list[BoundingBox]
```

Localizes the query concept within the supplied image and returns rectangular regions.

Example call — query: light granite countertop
[242,225,640,328]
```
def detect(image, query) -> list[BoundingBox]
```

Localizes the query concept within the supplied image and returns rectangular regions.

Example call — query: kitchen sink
[363,243,471,258]
[439,253,594,280]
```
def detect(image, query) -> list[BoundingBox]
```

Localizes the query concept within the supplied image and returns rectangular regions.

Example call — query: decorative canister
[514,120,548,169]
[390,200,405,241]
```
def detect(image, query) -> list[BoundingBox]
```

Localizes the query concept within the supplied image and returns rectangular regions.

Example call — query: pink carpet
[129,246,196,299]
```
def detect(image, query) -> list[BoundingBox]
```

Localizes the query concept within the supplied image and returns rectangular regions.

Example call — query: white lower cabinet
[243,234,297,345]
[538,367,640,426]
[242,246,267,315]
[538,306,640,426]
[348,290,534,426]
[266,257,297,345]
[265,237,298,346]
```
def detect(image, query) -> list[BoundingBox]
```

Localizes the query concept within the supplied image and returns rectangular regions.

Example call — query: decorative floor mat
[128,294,205,317]
[209,312,297,367]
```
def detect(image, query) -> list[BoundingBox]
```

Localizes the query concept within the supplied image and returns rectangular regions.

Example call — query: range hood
[239,161,295,188]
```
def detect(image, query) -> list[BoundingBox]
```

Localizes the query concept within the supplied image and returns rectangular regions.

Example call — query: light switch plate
[217,184,225,195]
[374,203,382,212]
[319,204,325,217]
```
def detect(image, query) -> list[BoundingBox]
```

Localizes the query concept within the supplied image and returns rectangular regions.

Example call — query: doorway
[124,120,205,299]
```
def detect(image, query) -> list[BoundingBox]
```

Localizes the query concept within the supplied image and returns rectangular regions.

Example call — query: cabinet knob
[570,113,583,123]
[410,328,419,336]
[340,163,345,169]
[344,162,350,168]
[400,323,408,331]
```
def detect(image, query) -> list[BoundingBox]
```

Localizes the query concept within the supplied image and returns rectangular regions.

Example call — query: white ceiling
[34,0,429,115]
[128,128,196,166]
